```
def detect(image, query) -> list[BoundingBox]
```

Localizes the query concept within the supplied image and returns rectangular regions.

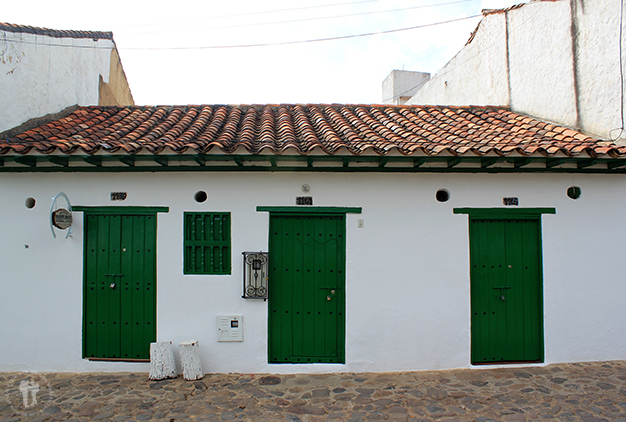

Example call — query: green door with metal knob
[268,214,346,363]
[82,211,158,360]
[469,217,544,364]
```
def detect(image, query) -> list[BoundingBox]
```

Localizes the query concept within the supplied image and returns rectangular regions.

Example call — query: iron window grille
[242,252,269,299]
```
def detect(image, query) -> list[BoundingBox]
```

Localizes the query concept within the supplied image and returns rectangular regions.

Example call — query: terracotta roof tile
[0,22,114,41]
[1,104,622,159]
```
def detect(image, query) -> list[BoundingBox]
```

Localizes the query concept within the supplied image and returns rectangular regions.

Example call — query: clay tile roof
[2,104,624,159]
[0,22,113,41]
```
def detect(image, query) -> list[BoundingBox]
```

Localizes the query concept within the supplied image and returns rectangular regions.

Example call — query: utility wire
[2,12,481,53]
[118,14,481,50]
[118,0,475,35]
[112,0,380,30]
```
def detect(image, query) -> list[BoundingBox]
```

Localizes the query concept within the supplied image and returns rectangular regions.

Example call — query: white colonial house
[1,103,625,374]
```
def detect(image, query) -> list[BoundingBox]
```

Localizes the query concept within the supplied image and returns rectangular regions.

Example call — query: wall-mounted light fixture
[242,252,269,300]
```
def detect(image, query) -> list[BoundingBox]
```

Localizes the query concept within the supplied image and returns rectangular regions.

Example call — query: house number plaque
[503,197,519,206]
[111,192,127,201]
[296,196,313,205]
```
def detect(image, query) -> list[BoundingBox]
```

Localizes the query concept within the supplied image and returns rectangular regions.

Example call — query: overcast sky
[3,0,522,105]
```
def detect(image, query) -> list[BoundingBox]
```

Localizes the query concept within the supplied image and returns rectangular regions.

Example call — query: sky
[3,0,523,106]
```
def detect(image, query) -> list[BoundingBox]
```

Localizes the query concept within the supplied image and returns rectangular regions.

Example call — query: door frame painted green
[75,206,168,361]
[454,207,555,364]
[258,206,361,364]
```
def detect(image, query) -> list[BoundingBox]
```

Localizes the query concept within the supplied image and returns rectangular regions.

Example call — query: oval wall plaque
[52,208,73,230]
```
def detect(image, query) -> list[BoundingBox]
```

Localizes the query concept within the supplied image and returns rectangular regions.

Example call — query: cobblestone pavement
[1,360,626,421]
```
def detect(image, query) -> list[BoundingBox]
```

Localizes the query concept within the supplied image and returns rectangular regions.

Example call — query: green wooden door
[470,218,544,364]
[83,213,157,360]
[268,214,346,363]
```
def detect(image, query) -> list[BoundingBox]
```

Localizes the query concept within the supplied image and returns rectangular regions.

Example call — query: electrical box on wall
[217,315,243,342]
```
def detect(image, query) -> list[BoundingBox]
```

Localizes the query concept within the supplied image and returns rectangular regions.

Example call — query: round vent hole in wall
[436,189,450,202]
[567,186,581,200]
[194,191,208,203]
[25,197,36,209]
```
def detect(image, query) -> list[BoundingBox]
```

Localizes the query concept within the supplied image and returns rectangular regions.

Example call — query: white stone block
[179,340,203,380]
[148,341,176,380]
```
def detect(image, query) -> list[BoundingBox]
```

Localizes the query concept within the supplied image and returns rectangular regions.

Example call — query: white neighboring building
[0,23,133,135]
[398,0,626,143]
[382,70,430,105]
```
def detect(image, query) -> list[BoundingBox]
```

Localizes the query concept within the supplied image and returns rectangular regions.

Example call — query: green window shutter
[184,212,231,275]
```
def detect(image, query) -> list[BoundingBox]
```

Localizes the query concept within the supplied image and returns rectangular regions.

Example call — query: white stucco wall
[1,169,625,374]
[407,0,626,143]
[507,1,578,128]
[0,31,115,133]
[407,12,509,107]
[575,0,626,140]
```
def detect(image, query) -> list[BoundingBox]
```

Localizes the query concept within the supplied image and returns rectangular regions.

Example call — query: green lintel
[453,207,556,219]
[447,158,461,168]
[73,206,169,215]
[83,156,102,167]
[481,158,498,168]
[413,158,425,167]
[256,206,362,214]
[546,159,564,168]
[119,156,135,167]
[15,156,37,167]
[48,157,69,167]
[578,159,598,169]
[607,160,626,170]
[3,154,626,174]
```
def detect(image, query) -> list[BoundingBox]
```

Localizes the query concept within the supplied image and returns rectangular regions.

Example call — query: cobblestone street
[1,360,626,421]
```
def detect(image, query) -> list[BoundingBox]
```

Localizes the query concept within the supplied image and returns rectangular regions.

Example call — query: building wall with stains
[404,12,510,108]
[0,170,625,373]
[0,28,133,135]
[407,0,626,144]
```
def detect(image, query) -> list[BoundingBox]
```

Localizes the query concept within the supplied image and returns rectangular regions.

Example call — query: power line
[111,0,380,30]
[118,14,482,50]
[117,0,475,36]
[1,12,481,52]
